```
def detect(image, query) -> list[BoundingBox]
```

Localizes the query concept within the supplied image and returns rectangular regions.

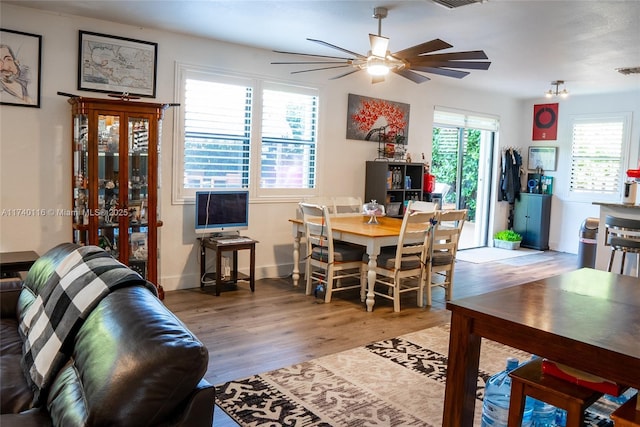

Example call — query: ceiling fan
[272,7,491,84]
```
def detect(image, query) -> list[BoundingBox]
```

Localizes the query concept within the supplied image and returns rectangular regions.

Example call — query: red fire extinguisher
[423,158,436,193]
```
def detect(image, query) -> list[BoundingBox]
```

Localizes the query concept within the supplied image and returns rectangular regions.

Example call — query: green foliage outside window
[431,128,481,221]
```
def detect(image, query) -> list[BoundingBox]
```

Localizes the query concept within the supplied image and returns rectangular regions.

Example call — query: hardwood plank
[163,250,578,426]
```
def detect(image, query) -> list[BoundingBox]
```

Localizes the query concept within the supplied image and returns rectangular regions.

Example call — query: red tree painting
[346,94,409,143]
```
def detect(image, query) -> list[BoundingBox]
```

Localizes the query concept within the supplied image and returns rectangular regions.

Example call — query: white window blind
[260,88,318,189]
[570,115,629,195]
[434,107,499,131]
[174,64,321,203]
[183,78,251,189]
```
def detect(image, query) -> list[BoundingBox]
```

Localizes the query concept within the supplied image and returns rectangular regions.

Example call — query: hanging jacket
[499,148,522,203]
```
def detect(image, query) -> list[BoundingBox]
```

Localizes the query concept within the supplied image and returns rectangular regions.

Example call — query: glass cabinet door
[73,114,89,244]
[128,117,150,277]
[97,113,121,258]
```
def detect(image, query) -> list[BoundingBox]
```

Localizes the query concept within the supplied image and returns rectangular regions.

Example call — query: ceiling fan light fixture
[545,80,569,98]
[367,57,390,76]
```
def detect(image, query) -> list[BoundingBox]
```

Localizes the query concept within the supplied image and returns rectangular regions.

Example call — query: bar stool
[605,215,640,277]
[507,359,603,427]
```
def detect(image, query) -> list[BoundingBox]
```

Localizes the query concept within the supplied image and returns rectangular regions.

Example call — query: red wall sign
[532,103,558,141]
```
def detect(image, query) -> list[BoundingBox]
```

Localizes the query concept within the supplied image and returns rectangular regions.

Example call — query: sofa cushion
[1,318,33,414]
[46,286,209,427]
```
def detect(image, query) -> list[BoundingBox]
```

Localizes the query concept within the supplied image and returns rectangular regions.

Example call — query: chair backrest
[392,202,438,270]
[299,202,335,261]
[333,196,363,215]
[408,200,438,212]
[302,196,336,214]
[433,209,468,258]
[605,215,640,250]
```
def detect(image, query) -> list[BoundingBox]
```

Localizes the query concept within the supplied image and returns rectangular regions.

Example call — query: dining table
[442,268,640,426]
[289,214,414,312]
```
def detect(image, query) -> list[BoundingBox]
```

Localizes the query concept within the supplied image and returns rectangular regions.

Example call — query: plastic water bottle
[481,357,533,427]
[531,398,557,426]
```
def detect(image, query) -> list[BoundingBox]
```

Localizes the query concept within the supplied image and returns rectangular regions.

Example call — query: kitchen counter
[593,201,640,209]
[592,201,640,274]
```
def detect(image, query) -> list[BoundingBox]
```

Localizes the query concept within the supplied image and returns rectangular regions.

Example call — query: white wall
[517,92,640,253]
[2,4,638,291]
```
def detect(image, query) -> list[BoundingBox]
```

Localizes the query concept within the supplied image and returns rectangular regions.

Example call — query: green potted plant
[493,229,522,250]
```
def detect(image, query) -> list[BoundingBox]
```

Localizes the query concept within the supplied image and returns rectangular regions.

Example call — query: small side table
[199,237,258,296]
[0,250,39,278]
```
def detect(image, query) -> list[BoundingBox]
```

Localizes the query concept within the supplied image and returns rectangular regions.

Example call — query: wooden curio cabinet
[69,96,168,289]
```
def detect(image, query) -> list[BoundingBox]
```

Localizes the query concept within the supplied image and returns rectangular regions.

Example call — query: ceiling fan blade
[409,60,491,70]
[272,61,352,65]
[393,69,431,83]
[393,39,453,59]
[415,50,489,61]
[274,50,354,61]
[411,66,471,79]
[290,64,352,74]
[307,38,367,59]
[329,68,363,80]
[369,34,389,57]
[372,74,386,84]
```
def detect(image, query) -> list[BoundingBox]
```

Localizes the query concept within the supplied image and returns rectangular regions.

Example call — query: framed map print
[78,31,157,98]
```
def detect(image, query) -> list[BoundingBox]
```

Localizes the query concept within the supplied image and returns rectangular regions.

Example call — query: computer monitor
[195,190,249,235]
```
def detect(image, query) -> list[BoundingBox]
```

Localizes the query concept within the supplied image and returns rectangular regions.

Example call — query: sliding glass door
[432,109,497,249]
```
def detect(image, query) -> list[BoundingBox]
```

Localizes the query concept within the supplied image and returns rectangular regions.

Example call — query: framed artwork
[78,31,158,98]
[532,103,558,140]
[0,28,42,108]
[528,146,557,171]
[346,93,409,144]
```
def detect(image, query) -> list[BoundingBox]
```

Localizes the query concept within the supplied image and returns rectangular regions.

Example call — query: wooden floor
[163,250,579,426]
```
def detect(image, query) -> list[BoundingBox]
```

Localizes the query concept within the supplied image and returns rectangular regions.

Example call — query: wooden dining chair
[426,209,467,306]
[365,202,437,312]
[332,196,363,215]
[298,202,366,303]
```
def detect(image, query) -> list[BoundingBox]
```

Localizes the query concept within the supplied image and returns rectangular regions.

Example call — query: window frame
[567,112,632,203]
[172,62,322,204]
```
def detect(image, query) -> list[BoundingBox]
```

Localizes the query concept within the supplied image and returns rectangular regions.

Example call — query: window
[260,86,318,190]
[183,78,252,191]
[173,64,319,203]
[569,113,631,199]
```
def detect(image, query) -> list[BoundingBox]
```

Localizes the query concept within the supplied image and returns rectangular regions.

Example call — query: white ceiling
[8,0,640,99]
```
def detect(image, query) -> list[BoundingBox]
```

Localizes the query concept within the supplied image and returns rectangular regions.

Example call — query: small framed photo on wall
[528,146,557,171]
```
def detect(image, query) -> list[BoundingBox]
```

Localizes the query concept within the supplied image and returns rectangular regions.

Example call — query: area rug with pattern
[215,324,617,426]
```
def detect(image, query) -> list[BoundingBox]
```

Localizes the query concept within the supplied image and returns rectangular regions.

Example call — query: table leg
[249,244,255,292]
[199,240,205,288]
[366,252,378,312]
[292,235,300,287]
[443,311,482,427]
[216,248,223,296]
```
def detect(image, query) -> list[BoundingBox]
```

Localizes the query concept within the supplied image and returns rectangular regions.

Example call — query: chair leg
[324,264,335,303]
[445,268,454,300]
[393,279,401,312]
[426,271,434,307]
[608,250,615,273]
[305,260,313,295]
[360,267,367,302]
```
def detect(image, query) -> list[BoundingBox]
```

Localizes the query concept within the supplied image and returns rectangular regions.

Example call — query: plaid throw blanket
[19,245,153,405]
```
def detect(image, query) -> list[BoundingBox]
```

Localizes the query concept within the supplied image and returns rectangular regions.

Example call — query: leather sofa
[0,243,215,426]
